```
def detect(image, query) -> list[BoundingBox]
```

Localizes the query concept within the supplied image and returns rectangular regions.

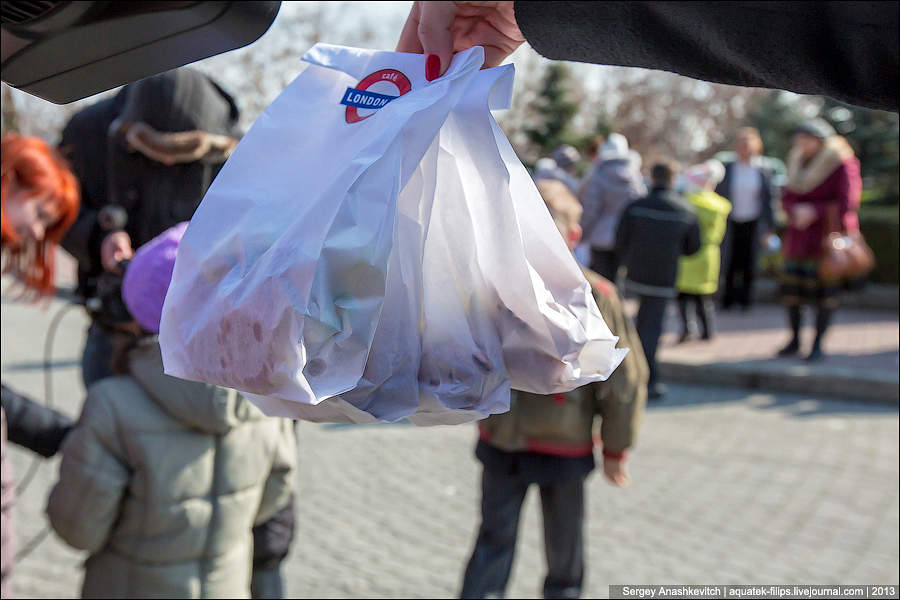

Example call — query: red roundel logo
[341,69,412,124]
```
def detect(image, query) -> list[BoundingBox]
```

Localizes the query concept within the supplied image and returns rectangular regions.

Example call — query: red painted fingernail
[425,54,441,81]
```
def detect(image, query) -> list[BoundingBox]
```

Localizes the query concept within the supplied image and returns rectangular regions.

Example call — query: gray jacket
[579,158,647,250]
[47,340,296,599]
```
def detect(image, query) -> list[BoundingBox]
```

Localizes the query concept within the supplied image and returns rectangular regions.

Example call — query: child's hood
[598,157,637,183]
[128,338,266,434]
[688,188,733,216]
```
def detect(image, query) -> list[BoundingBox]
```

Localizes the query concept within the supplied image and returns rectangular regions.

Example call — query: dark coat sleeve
[56,98,120,276]
[515,1,899,112]
[1,384,74,458]
[714,163,733,203]
[252,494,295,569]
[58,208,102,274]
[613,207,631,265]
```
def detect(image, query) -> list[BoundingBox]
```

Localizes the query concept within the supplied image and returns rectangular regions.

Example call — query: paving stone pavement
[654,301,899,375]
[2,292,899,599]
[632,297,899,402]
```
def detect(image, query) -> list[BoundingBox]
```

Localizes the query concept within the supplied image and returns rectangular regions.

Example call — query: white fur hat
[684,159,726,189]
[599,133,630,161]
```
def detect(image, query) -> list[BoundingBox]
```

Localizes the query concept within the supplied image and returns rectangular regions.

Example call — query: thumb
[419,1,456,80]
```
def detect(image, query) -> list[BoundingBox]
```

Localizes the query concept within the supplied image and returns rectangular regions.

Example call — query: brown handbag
[819,204,875,281]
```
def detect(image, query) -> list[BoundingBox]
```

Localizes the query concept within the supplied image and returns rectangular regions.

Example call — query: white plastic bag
[161,45,485,406]
[160,44,627,425]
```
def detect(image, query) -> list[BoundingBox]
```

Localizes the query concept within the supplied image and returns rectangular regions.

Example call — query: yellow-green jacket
[676,189,732,295]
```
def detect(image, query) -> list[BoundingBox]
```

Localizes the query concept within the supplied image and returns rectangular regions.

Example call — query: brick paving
[653,301,899,375]
[3,290,898,598]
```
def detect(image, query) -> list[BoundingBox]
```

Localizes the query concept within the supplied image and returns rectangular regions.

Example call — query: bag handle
[824,201,843,237]
[302,43,486,88]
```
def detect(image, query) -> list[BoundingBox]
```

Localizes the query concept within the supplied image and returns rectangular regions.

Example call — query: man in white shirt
[715,127,775,310]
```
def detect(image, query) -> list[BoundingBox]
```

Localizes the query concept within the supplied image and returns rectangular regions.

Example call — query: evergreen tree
[747,91,899,204]
[522,63,579,158]
[821,98,899,203]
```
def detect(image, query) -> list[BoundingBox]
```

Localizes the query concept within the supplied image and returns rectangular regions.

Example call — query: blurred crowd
[534,114,865,394]
[0,62,869,599]
[0,1,885,595]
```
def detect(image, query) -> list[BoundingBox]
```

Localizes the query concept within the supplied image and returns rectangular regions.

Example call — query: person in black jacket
[396,1,898,112]
[716,127,777,311]
[57,89,130,298]
[58,67,241,388]
[615,161,701,399]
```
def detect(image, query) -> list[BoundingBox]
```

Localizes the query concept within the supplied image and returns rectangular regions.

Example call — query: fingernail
[425,54,441,81]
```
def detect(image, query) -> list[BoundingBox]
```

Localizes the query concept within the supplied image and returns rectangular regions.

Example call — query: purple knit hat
[122,222,189,334]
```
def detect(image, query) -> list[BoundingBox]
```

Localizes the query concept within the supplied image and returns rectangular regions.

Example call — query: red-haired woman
[1,133,79,297]
[1,133,79,597]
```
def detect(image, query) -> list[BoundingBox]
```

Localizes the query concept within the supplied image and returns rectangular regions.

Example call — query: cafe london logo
[340,68,412,124]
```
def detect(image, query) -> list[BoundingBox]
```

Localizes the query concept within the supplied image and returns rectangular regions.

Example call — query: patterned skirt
[779,258,841,305]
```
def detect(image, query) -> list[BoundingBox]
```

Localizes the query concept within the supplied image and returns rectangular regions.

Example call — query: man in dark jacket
[58,67,241,388]
[58,89,130,295]
[615,161,701,399]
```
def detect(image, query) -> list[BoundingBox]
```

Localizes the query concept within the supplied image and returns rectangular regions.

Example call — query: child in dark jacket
[460,179,649,600]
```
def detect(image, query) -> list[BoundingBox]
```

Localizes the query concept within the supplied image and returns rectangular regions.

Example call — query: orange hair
[1,133,80,298]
